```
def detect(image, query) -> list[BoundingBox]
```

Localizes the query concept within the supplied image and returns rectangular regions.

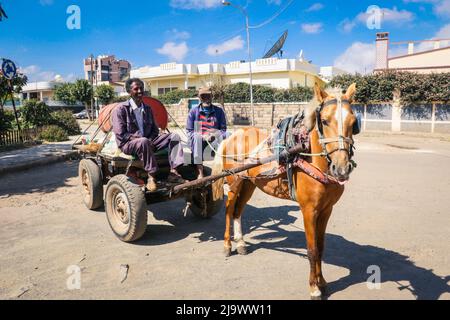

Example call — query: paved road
[0,133,449,300]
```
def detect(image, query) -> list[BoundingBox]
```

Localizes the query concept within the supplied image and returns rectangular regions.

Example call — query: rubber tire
[105,175,148,242]
[190,166,224,219]
[79,159,104,210]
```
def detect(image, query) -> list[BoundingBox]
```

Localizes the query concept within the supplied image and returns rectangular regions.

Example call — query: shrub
[38,125,68,142]
[157,89,197,105]
[50,110,81,135]
[0,109,15,132]
[21,100,52,128]
[329,72,450,104]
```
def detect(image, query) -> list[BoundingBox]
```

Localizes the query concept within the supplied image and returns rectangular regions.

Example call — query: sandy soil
[0,133,449,300]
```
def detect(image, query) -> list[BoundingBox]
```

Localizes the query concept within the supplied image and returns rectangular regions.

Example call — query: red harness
[294,158,343,185]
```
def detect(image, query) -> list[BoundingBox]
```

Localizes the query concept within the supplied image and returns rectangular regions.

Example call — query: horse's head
[305,83,357,182]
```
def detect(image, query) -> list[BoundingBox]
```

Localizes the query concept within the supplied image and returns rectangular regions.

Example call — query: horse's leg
[224,178,244,257]
[302,206,322,300]
[316,206,333,295]
[233,180,256,255]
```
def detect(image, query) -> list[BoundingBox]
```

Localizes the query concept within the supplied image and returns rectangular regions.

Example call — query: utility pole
[90,54,95,120]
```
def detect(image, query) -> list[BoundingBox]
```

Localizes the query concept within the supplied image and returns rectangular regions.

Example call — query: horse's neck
[310,129,328,172]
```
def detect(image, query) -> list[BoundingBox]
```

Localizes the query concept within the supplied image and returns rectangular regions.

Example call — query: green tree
[95,84,116,105]
[0,73,28,110]
[72,79,93,120]
[50,110,81,135]
[54,82,77,105]
[21,100,51,128]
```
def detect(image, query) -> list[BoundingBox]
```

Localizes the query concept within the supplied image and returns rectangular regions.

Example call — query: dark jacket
[112,100,159,149]
[186,104,227,139]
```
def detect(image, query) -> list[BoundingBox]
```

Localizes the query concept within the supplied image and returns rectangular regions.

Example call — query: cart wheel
[190,167,224,218]
[105,175,147,242]
[79,159,103,210]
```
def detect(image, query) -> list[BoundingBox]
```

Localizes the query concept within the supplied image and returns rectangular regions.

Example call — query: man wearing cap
[112,78,185,192]
[186,87,228,179]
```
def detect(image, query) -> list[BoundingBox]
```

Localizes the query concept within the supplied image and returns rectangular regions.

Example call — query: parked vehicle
[73,110,88,119]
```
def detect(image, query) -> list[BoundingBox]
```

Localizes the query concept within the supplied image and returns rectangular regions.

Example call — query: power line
[249,0,296,29]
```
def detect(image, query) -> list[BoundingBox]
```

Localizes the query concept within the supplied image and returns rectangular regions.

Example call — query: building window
[101,65,110,72]
[158,87,178,95]
[101,74,110,82]
[22,93,28,100]
[188,86,196,91]
[30,92,38,100]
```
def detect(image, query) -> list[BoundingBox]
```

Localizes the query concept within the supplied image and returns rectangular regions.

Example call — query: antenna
[262,30,288,59]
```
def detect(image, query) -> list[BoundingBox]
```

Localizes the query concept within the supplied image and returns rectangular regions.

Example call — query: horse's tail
[211,140,226,201]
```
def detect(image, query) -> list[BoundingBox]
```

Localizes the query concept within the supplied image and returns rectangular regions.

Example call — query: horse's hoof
[224,247,232,257]
[236,245,247,255]
[310,289,323,300]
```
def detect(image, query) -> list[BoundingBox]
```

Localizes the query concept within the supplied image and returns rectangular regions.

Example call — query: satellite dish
[262,30,288,59]
[0,2,8,21]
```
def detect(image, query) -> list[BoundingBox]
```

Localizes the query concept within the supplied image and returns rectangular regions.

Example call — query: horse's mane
[304,86,343,131]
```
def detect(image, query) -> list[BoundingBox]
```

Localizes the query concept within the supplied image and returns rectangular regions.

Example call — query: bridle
[315,98,355,164]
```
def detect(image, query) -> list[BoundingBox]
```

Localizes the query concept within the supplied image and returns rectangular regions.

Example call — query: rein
[316,98,355,163]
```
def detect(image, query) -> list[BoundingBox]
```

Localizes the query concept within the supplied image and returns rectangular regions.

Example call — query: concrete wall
[166,100,450,134]
[165,102,312,128]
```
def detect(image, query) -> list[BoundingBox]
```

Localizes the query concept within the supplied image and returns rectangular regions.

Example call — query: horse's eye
[321,120,328,126]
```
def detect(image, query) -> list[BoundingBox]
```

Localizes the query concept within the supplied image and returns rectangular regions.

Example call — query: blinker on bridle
[316,98,355,163]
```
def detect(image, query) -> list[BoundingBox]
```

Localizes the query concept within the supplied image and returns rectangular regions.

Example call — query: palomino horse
[211,83,358,300]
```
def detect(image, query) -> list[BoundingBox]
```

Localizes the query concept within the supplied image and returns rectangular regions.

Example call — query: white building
[131,57,331,96]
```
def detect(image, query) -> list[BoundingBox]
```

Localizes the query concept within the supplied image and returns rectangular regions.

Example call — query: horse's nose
[347,162,353,174]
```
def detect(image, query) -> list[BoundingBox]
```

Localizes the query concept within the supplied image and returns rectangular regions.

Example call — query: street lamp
[222,0,255,126]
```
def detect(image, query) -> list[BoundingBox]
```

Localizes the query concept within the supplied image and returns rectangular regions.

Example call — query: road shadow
[0,160,78,196]
[142,199,448,300]
[238,204,449,300]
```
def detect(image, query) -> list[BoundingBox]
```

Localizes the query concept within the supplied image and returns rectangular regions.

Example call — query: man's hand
[203,133,215,143]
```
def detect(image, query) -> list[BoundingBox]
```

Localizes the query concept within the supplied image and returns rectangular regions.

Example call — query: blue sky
[0,0,449,81]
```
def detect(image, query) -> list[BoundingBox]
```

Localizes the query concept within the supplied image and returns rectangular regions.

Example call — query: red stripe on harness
[294,159,341,185]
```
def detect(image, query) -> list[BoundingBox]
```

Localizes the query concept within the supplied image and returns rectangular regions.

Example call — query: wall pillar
[392,89,402,132]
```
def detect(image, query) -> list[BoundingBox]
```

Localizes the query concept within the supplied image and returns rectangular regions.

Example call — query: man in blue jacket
[186,87,227,179]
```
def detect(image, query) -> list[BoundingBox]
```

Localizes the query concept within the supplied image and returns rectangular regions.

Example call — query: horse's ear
[314,82,328,104]
[345,83,357,103]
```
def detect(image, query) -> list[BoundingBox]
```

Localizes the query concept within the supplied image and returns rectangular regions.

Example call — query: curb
[0,151,80,176]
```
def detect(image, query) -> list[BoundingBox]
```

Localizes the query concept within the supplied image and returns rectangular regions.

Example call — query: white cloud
[170,0,222,10]
[403,0,450,17]
[434,0,450,17]
[340,6,414,33]
[267,0,282,5]
[19,65,77,82]
[156,42,189,61]
[206,36,244,56]
[356,6,414,24]
[301,22,323,34]
[339,18,357,33]
[305,3,324,12]
[168,28,191,40]
[334,42,376,74]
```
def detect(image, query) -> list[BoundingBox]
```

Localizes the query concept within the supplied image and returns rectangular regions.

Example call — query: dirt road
[0,133,449,300]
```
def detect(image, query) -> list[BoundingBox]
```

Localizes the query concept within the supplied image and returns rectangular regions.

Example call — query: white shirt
[130,98,145,136]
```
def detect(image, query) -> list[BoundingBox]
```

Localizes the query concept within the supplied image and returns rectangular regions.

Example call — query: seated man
[186,87,228,179]
[112,78,185,191]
